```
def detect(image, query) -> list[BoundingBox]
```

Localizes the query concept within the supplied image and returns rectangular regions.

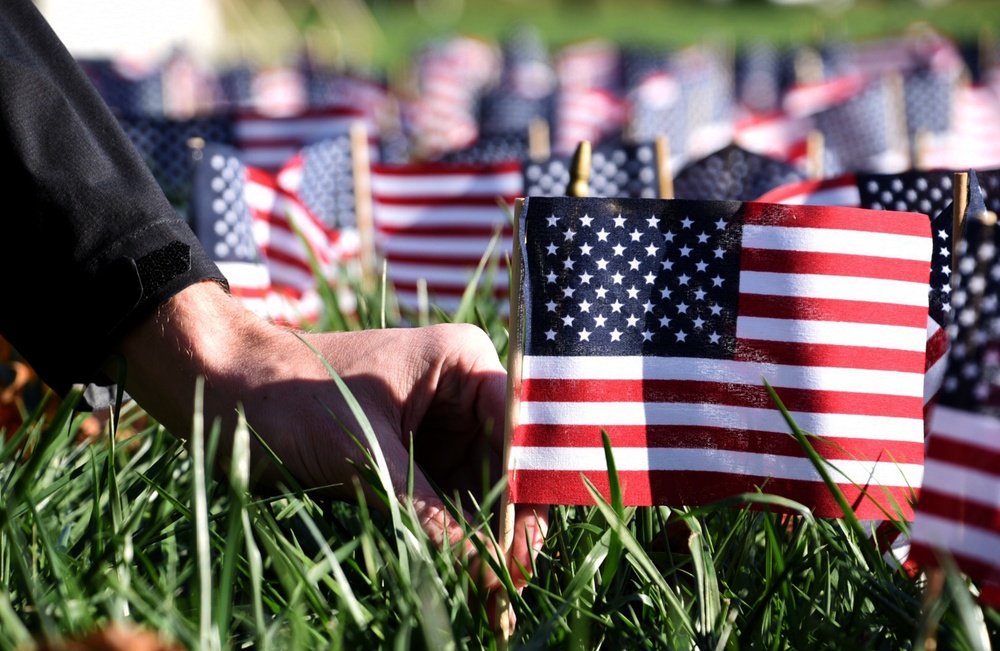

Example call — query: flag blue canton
[118,114,235,211]
[814,79,893,173]
[295,136,357,229]
[523,143,660,198]
[673,144,806,202]
[190,144,261,267]
[856,170,956,327]
[523,197,742,358]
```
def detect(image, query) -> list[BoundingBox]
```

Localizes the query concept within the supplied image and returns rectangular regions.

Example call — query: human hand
[111,282,547,595]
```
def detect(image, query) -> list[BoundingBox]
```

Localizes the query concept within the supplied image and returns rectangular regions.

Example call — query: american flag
[672,144,806,202]
[523,143,661,199]
[552,87,627,156]
[275,135,360,230]
[508,196,931,518]
[732,110,812,172]
[233,106,371,172]
[909,181,1000,608]
[369,160,523,313]
[903,67,958,139]
[190,143,336,326]
[403,35,501,158]
[435,133,530,165]
[625,71,688,154]
[672,45,736,158]
[812,76,905,175]
[920,83,1000,170]
[189,144,275,321]
[117,114,234,212]
[855,170,957,410]
[77,55,164,117]
[754,173,861,206]
[759,170,956,410]
[735,40,783,115]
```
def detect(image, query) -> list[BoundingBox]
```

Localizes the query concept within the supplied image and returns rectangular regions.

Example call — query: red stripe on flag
[512,423,925,464]
[735,339,926,373]
[738,294,929,327]
[375,224,514,237]
[925,325,949,371]
[741,248,931,282]
[520,378,924,418]
[507,469,913,519]
[743,201,929,235]
[926,440,1000,478]
[390,281,508,298]
[912,489,1000,530]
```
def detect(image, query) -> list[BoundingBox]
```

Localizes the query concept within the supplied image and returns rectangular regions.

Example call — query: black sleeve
[0,0,228,403]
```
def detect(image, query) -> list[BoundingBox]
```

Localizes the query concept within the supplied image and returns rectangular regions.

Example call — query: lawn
[1,276,998,650]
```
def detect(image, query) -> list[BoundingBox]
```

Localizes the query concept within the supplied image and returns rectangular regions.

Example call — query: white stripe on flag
[736,316,927,351]
[742,225,931,261]
[919,459,1000,503]
[373,204,512,227]
[378,236,514,258]
[371,171,523,197]
[518,401,924,442]
[740,271,930,306]
[388,263,510,287]
[520,356,925,397]
[910,512,1000,567]
[507,446,923,486]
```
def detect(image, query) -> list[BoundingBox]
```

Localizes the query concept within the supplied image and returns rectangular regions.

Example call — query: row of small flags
[86,26,1000,609]
[95,23,999,171]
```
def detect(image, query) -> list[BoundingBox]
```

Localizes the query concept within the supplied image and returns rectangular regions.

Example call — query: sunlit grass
[1,270,998,650]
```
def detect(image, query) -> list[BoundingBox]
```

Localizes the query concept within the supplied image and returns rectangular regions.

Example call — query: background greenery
[263,0,1000,72]
[2,274,999,650]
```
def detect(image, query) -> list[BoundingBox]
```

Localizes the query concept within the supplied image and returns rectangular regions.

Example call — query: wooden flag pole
[655,134,674,199]
[806,129,824,180]
[528,117,551,163]
[350,121,377,294]
[568,140,592,198]
[913,128,931,171]
[496,198,526,649]
[886,72,911,170]
[953,171,969,266]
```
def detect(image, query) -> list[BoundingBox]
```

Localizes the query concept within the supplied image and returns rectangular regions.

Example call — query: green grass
[2,269,999,650]
[289,0,1000,73]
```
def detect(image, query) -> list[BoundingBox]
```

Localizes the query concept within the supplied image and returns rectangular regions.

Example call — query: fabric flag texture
[190,143,337,325]
[233,106,371,171]
[672,144,806,202]
[523,143,661,199]
[508,196,931,518]
[118,114,234,211]
[369,160,523,313]
[909,185,1000,608]
[276,135,360,230]
[758,170,957,411]
[856,170,958,411]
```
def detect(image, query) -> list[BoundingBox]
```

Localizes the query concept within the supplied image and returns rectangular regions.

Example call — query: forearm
[105,282,276,465]
[0,0,227,400]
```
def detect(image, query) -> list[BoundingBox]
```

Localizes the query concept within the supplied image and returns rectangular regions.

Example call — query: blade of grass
[582,476,696,639]
[598,429,625,592]
[293,333,411,578]
[762,379,886,575]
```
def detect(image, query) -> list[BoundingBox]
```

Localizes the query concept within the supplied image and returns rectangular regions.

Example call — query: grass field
[308,0,1000,72]
[4,1,1000,648]
[2,274,999,650]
